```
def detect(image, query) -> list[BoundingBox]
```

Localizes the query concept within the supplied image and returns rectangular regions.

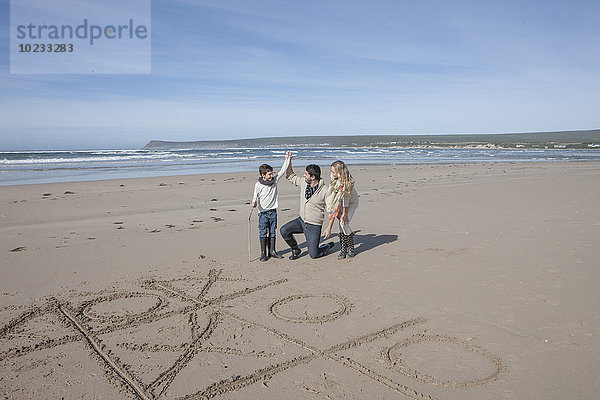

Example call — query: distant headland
[142,129,600,150]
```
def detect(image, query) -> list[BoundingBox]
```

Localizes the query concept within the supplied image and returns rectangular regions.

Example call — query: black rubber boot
[284,238,301,260]
[269,237,283,259]
[337,233,347,260]
[346,232,356,258]
[259,239,269,262]
[320,242,335,257]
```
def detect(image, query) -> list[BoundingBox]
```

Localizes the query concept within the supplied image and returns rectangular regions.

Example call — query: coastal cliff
[142,129,600,150]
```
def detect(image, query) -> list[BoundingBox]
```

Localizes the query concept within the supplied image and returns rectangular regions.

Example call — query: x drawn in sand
[0,269,507,399]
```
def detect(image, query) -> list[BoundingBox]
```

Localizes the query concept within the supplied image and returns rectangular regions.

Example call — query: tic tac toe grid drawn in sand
[0,269,507,399]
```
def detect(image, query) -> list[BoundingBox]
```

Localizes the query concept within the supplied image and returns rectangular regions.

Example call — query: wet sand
[1,161,599,399]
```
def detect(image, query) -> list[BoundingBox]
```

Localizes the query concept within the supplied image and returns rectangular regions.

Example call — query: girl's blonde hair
[330,160,354,194]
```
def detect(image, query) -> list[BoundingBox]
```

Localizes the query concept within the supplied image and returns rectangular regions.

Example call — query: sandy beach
[1,161,599,399]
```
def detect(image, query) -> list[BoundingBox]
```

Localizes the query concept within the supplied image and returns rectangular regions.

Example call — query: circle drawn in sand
[385,332,507,389]
[1,269,506,400]
[269,294,352,323]
[80,292,166,322]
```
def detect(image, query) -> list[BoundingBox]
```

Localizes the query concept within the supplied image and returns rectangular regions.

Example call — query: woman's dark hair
[305,164,321,180]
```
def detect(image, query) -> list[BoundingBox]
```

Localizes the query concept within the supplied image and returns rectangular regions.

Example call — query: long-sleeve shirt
[341,188,359,208]
[286,169,327,226]
[252,157,290,212]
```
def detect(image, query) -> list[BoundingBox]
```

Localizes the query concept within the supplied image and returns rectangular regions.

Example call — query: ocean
[1,146,600,186]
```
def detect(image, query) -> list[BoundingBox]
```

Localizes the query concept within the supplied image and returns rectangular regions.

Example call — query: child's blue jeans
[258,209,277,239]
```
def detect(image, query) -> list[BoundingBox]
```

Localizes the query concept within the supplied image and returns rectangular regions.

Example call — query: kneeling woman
[323,160,359,259]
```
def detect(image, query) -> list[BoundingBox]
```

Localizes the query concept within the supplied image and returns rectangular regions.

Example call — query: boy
[251,152,291,261]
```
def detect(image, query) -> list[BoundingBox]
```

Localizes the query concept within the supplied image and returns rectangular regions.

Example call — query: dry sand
[1,161,599,399]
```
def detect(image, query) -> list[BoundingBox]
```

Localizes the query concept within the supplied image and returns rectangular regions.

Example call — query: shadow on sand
[277,230,397,259]
[351,231,398,254]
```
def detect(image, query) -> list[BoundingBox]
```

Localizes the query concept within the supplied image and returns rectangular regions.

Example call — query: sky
[1,0,599,150]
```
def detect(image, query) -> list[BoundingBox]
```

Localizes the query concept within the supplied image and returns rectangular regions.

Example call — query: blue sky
[1,0,599,150]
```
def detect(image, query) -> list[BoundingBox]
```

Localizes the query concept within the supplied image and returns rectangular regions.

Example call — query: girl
[323,160,359,259]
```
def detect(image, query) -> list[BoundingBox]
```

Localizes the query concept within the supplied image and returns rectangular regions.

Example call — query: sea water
[1,147,599,186]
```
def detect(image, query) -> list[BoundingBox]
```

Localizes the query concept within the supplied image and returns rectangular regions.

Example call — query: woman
[323,160,359,259]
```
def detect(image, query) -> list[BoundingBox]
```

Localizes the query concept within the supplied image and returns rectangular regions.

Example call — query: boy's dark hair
[305,164,321,181]
[259,164,273,176]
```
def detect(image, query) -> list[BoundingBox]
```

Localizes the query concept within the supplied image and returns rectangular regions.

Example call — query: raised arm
[285,151,293,175]
[274,152,291,183]
[285,151,302,186]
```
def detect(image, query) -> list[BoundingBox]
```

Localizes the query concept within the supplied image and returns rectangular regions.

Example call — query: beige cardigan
[286,171,327,226]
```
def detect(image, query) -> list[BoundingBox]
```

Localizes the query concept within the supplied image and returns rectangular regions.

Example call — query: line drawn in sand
[0,269,507,399]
